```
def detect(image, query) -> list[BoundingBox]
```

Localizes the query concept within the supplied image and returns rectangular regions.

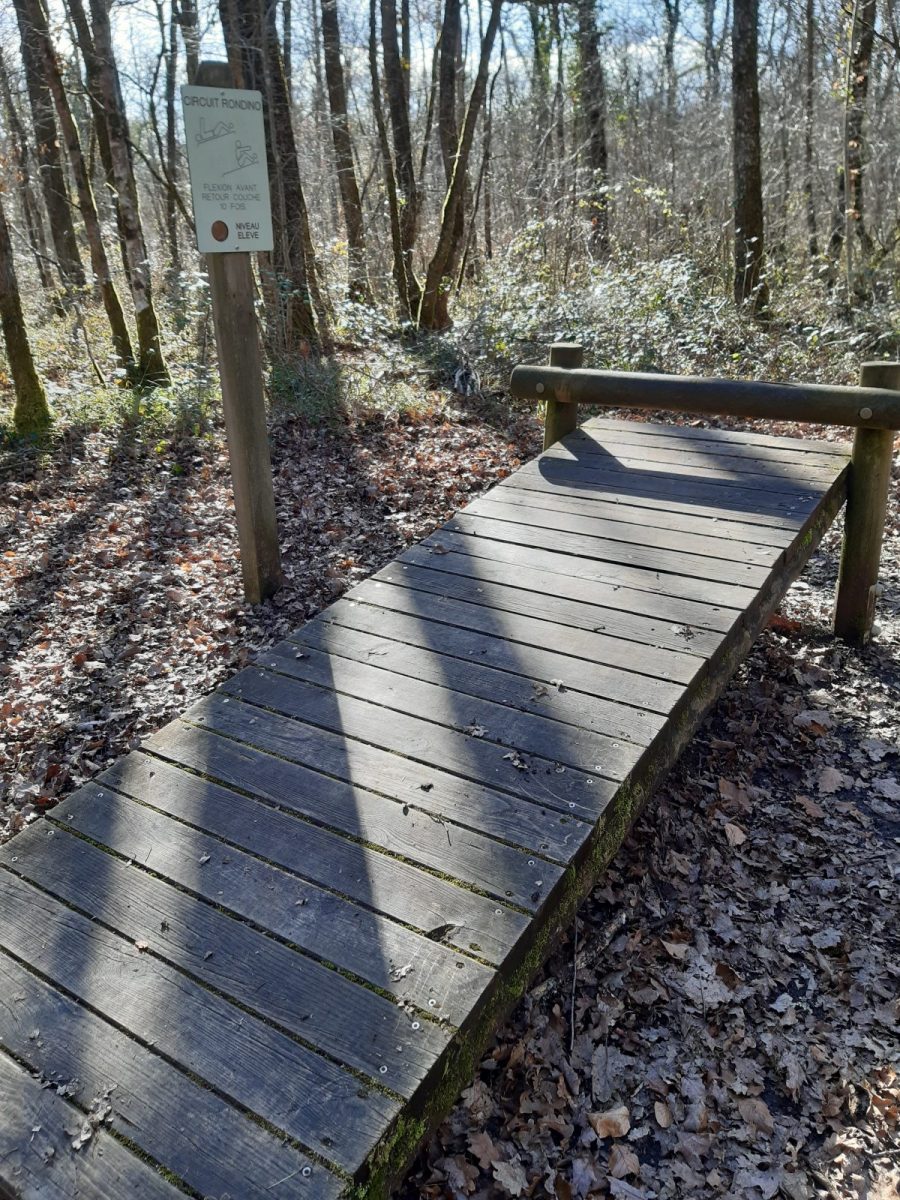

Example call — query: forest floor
[1,374,898,1198]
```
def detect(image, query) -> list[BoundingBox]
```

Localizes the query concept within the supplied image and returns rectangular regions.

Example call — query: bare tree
[0,190,51,434]
[732,0,769,313]
[0,46,54,293]
[321,0,373,302]
[12,0,85,294]
[23,0,135,372]
[576,0,610,258]
[87,0,171,385]
[418,0,503,329]
[381,0,422,315]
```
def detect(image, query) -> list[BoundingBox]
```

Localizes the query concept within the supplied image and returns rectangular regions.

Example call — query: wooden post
[542,342,583,450]
[196,61,283,605]
[833,362,899,645]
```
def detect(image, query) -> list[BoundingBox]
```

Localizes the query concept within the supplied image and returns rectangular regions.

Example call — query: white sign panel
[181,85,274,253]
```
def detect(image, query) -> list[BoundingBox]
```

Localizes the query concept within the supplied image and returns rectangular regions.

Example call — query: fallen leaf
[588,1104,631,1139]
[608,1144,640,1178]
[738,1096,775,1138]
[654,1100,673,1129]
[492,1157,528,1196]
[724,822,747,847]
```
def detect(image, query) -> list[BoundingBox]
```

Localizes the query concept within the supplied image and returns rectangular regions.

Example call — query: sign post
[181,61,283,604]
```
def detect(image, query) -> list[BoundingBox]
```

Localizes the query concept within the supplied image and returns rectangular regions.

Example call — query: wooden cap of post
[542,343,584,450]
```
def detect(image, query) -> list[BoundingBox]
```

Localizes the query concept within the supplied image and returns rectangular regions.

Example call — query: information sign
[181,85,274,253]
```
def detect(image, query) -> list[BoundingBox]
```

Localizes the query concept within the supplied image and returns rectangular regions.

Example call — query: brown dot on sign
[211,220,229,242]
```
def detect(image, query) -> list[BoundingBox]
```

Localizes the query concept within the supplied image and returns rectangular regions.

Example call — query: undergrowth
[3,241,900,443]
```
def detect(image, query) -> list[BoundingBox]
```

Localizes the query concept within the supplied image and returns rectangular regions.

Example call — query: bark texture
[732,0,770,313]
[88,0,170,384]
[23,0,135,373]
[320,0,372,302]
[0,193,52,434]
[12,0,85,292]
[576,0,610,258]
[418,0,502,329]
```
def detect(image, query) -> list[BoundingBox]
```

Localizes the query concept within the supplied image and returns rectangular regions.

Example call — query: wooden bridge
[1,353,896,1199]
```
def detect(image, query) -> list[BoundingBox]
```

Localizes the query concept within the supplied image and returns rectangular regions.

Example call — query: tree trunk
[12,0,85,293]
[283,0,293,94]
[0,193,52,435]
[732,0,770,314]
[418,0,502,330]
[845,0,877,295]
[437,0,468,284]
[23,0,136,373]
[804,0,819,257]
[165,1,180,279]
[704,0,720,97]
[0,47,55,293]
[88,0,170,385]
[661,0,681,126]
[175,0,200,82]
[576,0,610,258]
[381,0,421,315]
[368,0,407,310]
[321,0,373,302]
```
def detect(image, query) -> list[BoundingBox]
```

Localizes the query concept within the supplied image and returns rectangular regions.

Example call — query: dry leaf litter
[1,406,897,1200]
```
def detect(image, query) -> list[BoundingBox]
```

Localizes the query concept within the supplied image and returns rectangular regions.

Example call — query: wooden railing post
[542,342,583,450]
[833,361,899,645]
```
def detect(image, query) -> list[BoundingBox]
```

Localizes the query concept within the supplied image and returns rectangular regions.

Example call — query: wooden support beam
[196,61,283,605]
[511,363,900,429]
[833,362,898,645]
[542,343,583,450]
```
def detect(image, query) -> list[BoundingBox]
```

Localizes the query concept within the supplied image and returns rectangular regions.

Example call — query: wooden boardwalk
[0,418,850,1200]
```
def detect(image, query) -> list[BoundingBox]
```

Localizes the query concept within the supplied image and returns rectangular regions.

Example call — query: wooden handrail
[510,361,900,429]
[512,345,899,647]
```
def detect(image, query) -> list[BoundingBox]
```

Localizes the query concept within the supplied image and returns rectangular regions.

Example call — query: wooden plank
[0,1046,184,1200]
[464,493,788,565]
[258,643,645,781]
[542,442,838,490]
[97,746,530,961]
[287,622,666,746]
[566,425,849,472]
[0,869,398,1175]
[497,470,805,533]
[314,595,685,714]
[142,717,566,903]
[446,512,771,589]
[149,708,585,865]
[212,673,618,819]
[462,482,796,549]
[344,579,703,686]
[514,456,822,517]
[398,538,742,632]
[552,433,841,483]
[581,415,852,456]
[0,953,341,1200]
[373,558,732,653]
[60,773,493,1025]
[4,823,451,1095]
[418,528,756,613]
